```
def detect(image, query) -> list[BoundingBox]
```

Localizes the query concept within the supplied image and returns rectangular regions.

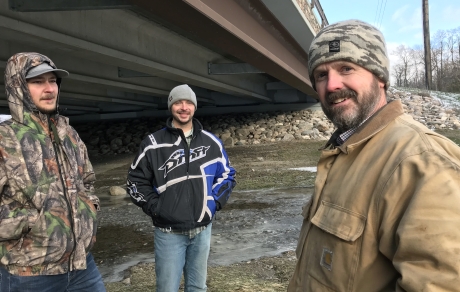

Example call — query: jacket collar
[165,117,203,137]
[323,100,405,153]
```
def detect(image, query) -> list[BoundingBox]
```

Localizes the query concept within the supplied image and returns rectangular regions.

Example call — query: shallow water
[94,188,313,283]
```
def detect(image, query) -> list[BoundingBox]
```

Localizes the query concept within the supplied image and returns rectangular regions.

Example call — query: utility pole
[422,0,432,90]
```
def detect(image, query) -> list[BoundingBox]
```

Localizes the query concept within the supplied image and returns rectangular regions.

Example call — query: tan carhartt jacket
[289,100,460,291]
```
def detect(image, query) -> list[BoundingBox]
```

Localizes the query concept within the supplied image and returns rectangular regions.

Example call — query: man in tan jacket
[288,19,460,291]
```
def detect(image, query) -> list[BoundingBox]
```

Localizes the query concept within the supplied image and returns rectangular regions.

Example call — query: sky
[318,0,460,66]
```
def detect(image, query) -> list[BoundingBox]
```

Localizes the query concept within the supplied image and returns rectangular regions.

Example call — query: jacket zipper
[50,123,77,272]
[184,130,195,230]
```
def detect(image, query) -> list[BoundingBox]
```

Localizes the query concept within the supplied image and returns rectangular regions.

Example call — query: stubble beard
[321,77,381,133]
[172,111,193,126]
[36,98,57,115]
[37,105,57,115]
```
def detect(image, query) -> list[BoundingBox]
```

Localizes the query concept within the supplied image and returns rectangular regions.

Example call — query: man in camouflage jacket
[0,53,105,291]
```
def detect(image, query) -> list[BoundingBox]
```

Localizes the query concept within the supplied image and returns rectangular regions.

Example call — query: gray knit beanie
[167,84,197,110]
[308,19,390,90]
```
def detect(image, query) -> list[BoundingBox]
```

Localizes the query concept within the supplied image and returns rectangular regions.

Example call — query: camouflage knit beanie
[308,19,390,90]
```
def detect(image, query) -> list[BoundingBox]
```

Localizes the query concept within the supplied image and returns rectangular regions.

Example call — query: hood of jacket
[4,52,62,125]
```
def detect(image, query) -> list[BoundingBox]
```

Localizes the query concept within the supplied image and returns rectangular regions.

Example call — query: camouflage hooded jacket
[0,53,100,276]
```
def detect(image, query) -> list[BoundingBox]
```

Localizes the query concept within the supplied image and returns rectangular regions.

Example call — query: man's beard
[321,77,380,133]
[37,106,57,115]
[36,95,57,115]
[174,117,192,125]
[173,111,193,125]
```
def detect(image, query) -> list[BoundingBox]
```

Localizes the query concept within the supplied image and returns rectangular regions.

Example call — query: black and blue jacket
[127,118,236,230]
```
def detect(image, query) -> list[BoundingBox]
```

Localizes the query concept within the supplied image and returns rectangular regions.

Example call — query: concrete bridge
[0,0,328,123]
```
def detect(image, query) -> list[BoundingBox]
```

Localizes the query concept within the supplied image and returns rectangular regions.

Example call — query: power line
[377,0,388,28]
[374,0,382,25]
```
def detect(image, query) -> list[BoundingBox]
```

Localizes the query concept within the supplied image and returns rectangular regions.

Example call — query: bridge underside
[0,0,320,123]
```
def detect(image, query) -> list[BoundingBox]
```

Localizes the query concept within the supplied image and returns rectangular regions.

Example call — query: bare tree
[391,26,460,92]
[446,29,455,64]
[455,27,460,67]
[432,30,447,90]
[430,46,440,91]
[392,63,405,87]
[411,45,425,88]
[392,45,414,87]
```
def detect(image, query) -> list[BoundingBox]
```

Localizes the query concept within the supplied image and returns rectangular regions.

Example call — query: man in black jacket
[127,84,236,291]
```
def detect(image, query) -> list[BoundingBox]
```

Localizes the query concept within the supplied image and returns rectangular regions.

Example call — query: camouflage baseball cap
[308,19,390,90]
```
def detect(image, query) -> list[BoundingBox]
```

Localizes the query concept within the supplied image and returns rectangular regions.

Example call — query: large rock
[221,132,232,140]
[235,128,251,137]
[88,136,99,146]
[316,122,330,133]
[282,134,295,141]
[110,186,127,196]
[223,137,234,147]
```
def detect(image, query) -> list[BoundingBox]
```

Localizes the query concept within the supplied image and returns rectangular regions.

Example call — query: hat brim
[26,68,69,79]
[26,63,69,79]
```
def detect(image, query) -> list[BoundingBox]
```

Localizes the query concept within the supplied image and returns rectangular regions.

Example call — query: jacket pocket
[311,201,365,241]
[153,195,163,218]
[155,189,191,225]
[306,201,366,292]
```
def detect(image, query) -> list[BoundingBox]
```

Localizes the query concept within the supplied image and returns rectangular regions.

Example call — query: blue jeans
[154,224,212,292]
[0,253,105,292]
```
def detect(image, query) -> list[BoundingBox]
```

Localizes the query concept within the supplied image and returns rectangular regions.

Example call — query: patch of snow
[0,115,11,123]
[430,91,460,109]
[289,167,317,172]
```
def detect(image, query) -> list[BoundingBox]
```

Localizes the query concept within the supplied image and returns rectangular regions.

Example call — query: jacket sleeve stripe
[201,131,234,188]
[130,136,182,169]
